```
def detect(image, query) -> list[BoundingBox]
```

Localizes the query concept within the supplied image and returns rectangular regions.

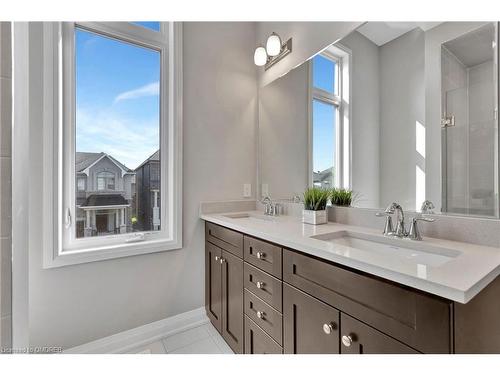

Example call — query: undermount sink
[223,212,276,222]
[311,231,461,267]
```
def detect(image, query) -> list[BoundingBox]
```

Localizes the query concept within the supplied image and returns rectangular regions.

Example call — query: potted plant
[330,188,355,207]
[302,187,329,225]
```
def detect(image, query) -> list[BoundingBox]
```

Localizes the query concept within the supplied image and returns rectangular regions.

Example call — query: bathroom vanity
[202,215,500,354]
[203,21,500,355]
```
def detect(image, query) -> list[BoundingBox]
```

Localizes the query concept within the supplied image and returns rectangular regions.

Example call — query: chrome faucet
[261,196,280,216]
[376,202,435,241]
[385,202,407,237]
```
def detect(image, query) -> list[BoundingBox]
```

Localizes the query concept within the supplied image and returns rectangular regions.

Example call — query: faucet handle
[413,215,435,223]
[408,215,435,241]
[375,211,394,236]
[420,200,435,214]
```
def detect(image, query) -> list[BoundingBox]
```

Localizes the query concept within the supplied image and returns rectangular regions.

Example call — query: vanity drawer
[205,222,243,258]
[244,263,282,312]
[244,289,283,345]
[244,316,283,354]
[283,249,452,353]
[244,236,282,278]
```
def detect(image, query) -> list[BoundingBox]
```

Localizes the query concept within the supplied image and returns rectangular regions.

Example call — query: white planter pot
[302,209,327,225]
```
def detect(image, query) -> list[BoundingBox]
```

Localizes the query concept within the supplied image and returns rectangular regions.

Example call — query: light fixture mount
[264,37,292,70]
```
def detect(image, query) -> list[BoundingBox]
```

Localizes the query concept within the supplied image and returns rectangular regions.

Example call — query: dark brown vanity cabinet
[340,313,418,354]
[245,316,283,354]
[205,222,500,354]
[205,242,222,332]
[205,224,244,353]
[283,284,340,354]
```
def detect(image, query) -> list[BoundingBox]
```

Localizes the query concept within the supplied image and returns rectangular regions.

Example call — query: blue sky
[312,55,336,173]
[76,24,161,170]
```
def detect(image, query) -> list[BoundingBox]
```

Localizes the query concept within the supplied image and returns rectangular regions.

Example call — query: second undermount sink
[311,231,461,267]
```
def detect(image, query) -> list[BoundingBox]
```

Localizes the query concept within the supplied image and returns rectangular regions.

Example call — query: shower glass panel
[441,23,499,217]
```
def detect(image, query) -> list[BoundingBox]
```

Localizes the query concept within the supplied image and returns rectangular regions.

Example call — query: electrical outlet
[243,184,252,198]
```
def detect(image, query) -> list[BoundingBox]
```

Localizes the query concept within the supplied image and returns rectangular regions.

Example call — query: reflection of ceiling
[357,22,442,46]
[443,23,494,67]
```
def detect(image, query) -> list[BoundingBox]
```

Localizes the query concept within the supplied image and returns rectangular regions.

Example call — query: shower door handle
[441,115,455,128]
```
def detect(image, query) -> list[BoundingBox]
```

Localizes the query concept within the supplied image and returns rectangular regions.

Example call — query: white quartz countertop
[200,211,500,303]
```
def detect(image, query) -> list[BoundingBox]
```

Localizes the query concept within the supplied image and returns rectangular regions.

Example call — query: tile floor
[126,322,234,354]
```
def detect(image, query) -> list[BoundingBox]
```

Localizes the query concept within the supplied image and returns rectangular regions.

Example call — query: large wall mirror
[258,22,500,219]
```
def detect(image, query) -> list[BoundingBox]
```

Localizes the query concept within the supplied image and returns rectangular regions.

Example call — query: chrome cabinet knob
[220,257,225,264]
[256,251,265,259]
[323,323,336,335]
[214,256,220,261]
[342,335,353,347]
[256,281,265,289]
[256,311,265,319]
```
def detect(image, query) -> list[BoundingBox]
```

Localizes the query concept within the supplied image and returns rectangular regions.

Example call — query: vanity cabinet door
[205,242,222,333]
[283,284,340,354]
[245,316,283,354]
[340,313,418,354]
[221,250,244,354]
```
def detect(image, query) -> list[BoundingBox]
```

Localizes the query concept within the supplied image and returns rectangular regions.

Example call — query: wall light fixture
[254,32,292,70]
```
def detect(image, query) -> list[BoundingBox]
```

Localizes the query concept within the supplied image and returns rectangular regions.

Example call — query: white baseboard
[64,307,209,354]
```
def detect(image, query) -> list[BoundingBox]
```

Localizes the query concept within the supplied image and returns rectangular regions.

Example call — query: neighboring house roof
[76,152,134,176]
[80,194,129,208]
[135,150,160,171]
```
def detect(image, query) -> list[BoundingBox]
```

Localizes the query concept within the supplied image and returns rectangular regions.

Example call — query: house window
[77,177,86,191]
[42,22,183,267]
[310,46,350,189]
[96,171,115,191]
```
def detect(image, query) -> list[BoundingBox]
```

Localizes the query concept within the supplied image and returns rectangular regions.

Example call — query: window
[96,171,115,191]
[42,22,183,268]
[310,45,350,189]
[132,22,161,32]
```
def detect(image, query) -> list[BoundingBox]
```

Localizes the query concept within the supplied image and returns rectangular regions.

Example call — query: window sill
[42,238,183,269]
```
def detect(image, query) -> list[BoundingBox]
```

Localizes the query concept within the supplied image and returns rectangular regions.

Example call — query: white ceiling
[443,23,494,67]
[357,22,442,46]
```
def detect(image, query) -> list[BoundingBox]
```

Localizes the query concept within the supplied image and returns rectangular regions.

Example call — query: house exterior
[75,152,136,237]
[134,150,160,232]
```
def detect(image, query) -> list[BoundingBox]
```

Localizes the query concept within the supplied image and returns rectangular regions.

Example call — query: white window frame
[42,22,183,268]
[308,44,351,189]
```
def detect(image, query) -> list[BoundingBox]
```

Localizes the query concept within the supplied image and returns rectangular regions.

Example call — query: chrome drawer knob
[323,323,336,335]
[256,251,265,259]
[256,311,265,319]
[256,281,265,289]
[342,335,353,347]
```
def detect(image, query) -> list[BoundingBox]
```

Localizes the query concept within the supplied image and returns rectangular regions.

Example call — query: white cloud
[76,108,159,169]
[113,81,159,103]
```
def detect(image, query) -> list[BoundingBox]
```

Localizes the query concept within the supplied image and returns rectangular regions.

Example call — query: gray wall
[379,28,425,210]
[0,22,12,350]
[259,62,309,199]
[340,31,381,209]
[27,22,257,349]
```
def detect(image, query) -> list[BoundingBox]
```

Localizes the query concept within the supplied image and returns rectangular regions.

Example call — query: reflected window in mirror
[310,46,350,190]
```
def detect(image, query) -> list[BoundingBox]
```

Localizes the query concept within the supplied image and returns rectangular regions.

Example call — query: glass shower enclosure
[441,22,499,218]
